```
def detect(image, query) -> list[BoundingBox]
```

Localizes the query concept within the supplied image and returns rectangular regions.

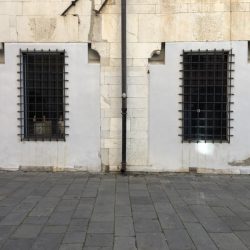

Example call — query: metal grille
[18,50,68,141]
[179,50,234,143]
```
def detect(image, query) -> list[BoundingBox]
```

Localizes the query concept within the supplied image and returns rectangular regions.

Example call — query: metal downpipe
[121,0,127,173]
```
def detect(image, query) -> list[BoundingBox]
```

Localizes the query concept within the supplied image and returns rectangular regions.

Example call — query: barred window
[180,50,233,143]
[19,50,68,141]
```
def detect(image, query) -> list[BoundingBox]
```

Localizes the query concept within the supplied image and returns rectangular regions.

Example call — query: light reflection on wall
[195,142,215,156]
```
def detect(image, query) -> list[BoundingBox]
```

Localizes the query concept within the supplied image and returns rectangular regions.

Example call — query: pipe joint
[121,108,127,115]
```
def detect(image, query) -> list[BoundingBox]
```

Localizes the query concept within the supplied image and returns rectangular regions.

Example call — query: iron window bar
[18,49,69,141]
[179,49,234,143]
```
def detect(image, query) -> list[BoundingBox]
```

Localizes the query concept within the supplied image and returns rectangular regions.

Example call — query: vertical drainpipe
[121,0,127,173]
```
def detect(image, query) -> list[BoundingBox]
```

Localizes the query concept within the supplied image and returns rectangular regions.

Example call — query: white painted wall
[149,41,250,174]
[1,41,250,173]
[0,43,101,171]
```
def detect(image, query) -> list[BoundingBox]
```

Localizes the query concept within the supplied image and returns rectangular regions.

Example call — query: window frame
[18,49,68,141]
[179,49,234,143]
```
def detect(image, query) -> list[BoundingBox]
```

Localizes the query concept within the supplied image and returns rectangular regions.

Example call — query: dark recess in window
[248,41,250,63]
[149,43,165,64]
[88,43,100,63]
[179,50,234,143]
[18,50,68,141]
[0,43,5,64]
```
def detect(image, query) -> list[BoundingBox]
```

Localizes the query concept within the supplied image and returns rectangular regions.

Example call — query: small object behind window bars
[18,50,68,141]
[179,50,234,143]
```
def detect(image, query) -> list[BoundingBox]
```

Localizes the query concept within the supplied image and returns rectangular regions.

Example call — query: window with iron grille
[18,50,68,141]
[180,50,233,143]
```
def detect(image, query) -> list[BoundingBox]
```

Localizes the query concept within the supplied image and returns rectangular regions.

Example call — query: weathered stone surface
[0,1,250,171]
[0,172,249,249]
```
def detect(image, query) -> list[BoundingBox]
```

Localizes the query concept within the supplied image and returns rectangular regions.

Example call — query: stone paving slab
[0,171,250,249]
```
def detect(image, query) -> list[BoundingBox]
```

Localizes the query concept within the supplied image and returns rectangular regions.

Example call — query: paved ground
[0,172,250,250]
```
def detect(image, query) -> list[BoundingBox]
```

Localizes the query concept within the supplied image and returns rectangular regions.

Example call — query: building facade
[0,0,250,173]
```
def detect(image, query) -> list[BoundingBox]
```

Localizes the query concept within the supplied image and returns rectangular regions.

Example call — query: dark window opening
[248,41,250,63]
[19,50,67,141]
[0,43,4,64]
[149,43,165,64]
[180,50,233,143]
[88,43,100,63]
